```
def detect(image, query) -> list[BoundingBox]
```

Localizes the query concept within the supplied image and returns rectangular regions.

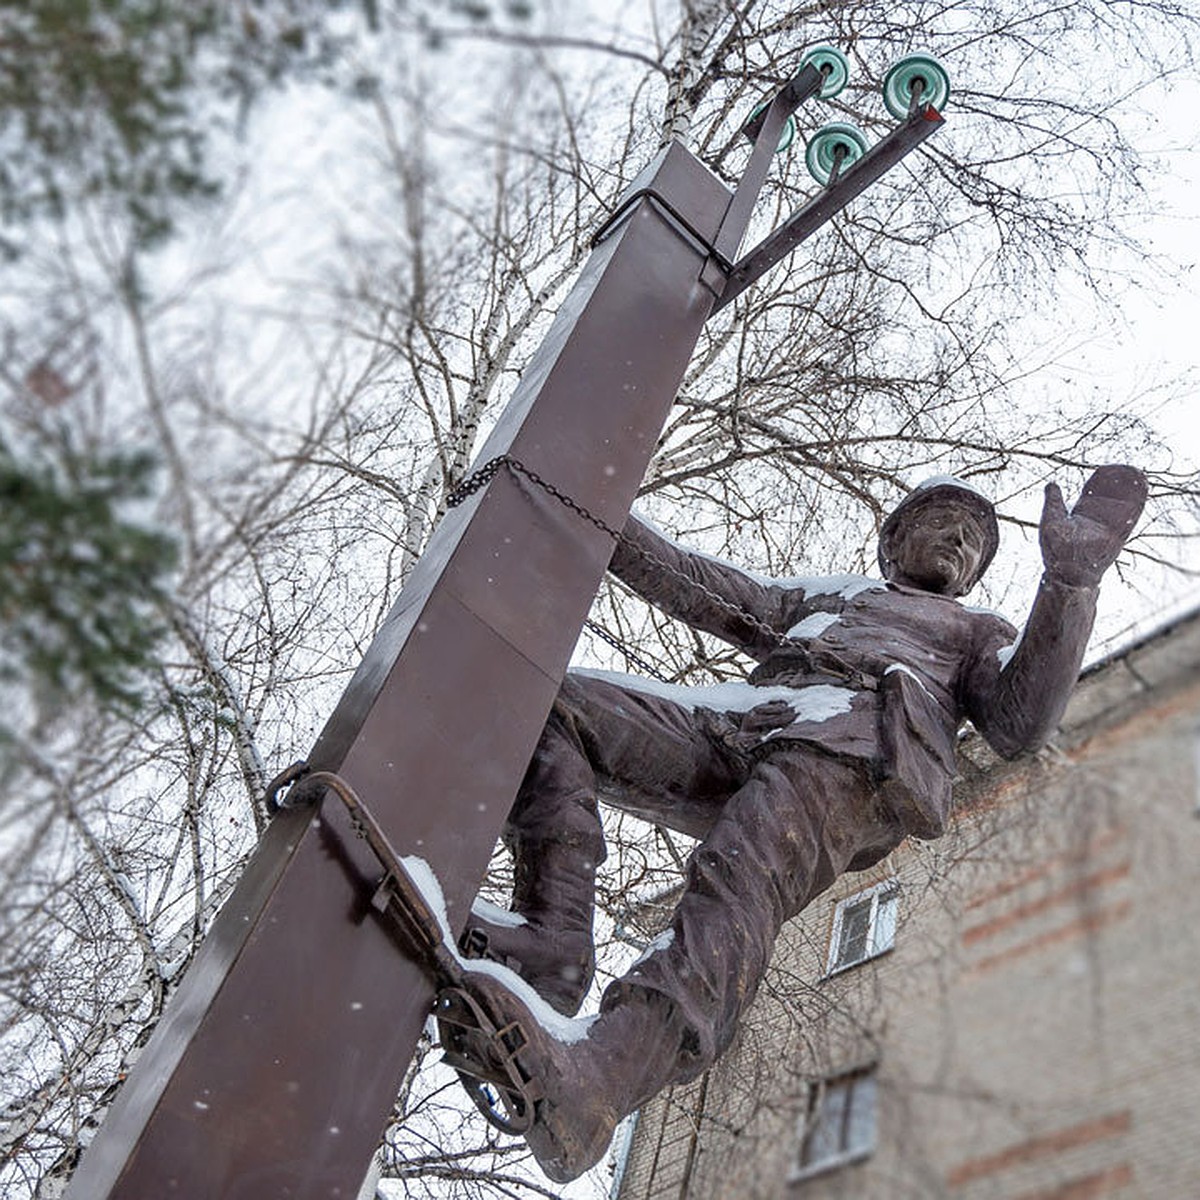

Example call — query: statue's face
[886,501,988,595]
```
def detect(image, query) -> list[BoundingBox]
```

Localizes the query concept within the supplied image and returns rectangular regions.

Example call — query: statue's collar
[885,580,960,603]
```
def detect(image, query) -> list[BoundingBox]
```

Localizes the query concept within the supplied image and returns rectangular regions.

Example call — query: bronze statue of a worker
[442,465,1147,1183]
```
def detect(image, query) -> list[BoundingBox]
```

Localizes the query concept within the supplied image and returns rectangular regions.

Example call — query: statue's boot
[459,826,600,1016]
[438,968,682,1184]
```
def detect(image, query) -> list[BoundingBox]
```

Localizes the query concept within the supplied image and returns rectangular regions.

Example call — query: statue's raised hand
[1039,465,1148,587]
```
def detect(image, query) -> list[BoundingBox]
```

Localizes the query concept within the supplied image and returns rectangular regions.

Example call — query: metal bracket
[711,104,946,315]
[591,61,830,285]
[711,61,827,267]
[591,187,734,270]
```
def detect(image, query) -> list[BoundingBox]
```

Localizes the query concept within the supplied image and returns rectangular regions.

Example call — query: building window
[826,881,898,974]
[791,1066,878,1182]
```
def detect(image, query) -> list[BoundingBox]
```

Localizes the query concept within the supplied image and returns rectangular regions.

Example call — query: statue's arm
[608,513,790,655]
[966,466,1147,759]
[967,578,1098,758]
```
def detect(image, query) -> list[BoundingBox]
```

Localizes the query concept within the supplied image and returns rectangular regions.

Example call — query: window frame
[824,879,899,977]
[789,1064,879,1184]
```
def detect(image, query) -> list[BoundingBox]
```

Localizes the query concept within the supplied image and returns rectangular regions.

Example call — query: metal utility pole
[65,52,945,1200]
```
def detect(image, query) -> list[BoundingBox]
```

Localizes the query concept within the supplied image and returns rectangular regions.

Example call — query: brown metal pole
[65,141,738,1200]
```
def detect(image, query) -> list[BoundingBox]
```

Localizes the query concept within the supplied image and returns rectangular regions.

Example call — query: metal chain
[446,455,798,654]
[447,454,624,544]
[582,617,672,682]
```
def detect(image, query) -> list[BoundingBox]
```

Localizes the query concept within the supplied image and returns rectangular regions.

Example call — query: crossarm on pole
[712,104,946,315]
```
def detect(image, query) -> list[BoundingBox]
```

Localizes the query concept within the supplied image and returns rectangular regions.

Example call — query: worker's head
[877,478,999,597]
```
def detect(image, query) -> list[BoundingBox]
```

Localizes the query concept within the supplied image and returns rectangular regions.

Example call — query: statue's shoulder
[960,602,1018,635]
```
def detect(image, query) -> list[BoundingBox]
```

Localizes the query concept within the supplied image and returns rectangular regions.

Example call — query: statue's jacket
[609,517,1100,839]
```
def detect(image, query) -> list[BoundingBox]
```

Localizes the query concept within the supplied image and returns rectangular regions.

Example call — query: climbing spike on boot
[436,965,684,1185]
[458,905,595,1016]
